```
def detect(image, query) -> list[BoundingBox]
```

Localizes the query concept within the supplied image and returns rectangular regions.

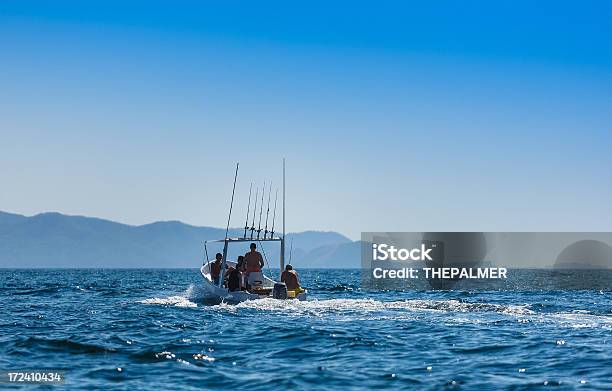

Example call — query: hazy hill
[0,211,360,268]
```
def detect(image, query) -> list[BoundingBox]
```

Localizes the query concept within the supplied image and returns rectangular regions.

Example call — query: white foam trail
[545,311,612,329]
[138,295,197,308]
[138,284,218,308]
[210,298,535,318]
[185,284,213,301]
[138,287,610,330]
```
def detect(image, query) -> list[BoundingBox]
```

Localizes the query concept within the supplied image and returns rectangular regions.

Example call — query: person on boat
[236,255,248,290]
[223,263,235,284]
[281,264,302,292]
[227,256,243,292]
[236,255,246,272]
[210,253,223,285]
[244,243,264,275]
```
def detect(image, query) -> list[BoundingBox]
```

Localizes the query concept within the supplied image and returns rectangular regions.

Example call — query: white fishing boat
[199,160,307,303]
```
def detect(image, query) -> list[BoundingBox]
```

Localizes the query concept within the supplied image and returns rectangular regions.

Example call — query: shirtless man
[281,264,301,291]
[244,243,264,274]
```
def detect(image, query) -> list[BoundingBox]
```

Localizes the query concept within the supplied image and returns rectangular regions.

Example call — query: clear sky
[1,1,611,239]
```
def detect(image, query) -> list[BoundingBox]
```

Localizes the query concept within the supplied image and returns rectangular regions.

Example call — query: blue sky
[1,1,611,239]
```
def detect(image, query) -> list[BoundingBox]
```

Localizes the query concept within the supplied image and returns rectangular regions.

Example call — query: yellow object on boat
[286,287,305,299]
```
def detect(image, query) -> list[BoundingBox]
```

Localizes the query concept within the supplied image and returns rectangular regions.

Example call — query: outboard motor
[273,282,288,299]
[248,272,264,289]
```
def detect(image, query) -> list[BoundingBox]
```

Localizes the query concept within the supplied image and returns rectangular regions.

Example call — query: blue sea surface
[0,269,610,390]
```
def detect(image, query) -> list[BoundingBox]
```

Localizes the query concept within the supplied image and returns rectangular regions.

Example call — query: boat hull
[199,264,306,302]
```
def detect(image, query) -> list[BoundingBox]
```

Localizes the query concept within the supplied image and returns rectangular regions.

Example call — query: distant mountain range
[0,211,360,268]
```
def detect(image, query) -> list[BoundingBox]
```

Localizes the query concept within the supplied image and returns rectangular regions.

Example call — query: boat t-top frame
[203,160,287,288]
[203,237,285,288]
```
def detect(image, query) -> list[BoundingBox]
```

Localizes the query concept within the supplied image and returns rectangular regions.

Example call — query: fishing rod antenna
[243,182,252,239]
[280,158,286,274]
[250,186,258,239]
[221,163,239,288]
[224,163,239,240]
[270,188,278,238]
[257,181,265,239]
[263,182,272,239]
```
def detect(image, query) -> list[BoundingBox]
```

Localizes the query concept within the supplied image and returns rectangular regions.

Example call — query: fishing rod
[289,237,294,265]
[257,239,272,279]
[221,163,239,288]
[257,181,265,239]
[250,186,258,239]
[263,182,272,239]
[243,182,252,238]
[224,163,239,240]
[203,241,210,266]
[270,188,278,238]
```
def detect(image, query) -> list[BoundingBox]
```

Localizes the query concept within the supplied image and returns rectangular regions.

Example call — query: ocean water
[0,269,610,390]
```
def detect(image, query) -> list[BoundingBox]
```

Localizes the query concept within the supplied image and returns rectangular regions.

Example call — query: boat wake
[219,298,610,328]
[137,295,197,308]
[137,287,611,330]
[137,292,535,322]
[216,297,534,316]
[137,284,221,307]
